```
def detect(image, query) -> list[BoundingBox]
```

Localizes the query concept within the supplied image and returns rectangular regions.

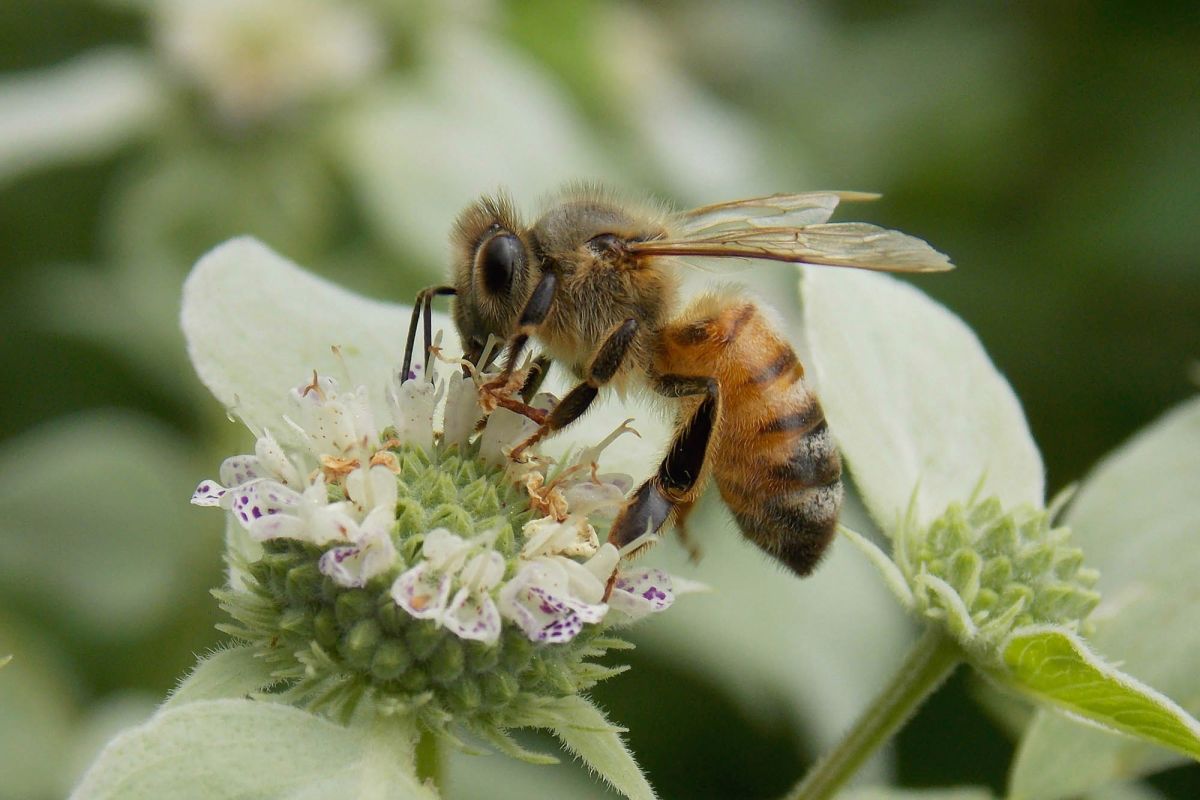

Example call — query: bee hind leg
[604,376,718,598]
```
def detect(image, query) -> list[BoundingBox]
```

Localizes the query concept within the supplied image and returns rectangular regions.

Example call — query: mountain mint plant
[71,238,1199,800]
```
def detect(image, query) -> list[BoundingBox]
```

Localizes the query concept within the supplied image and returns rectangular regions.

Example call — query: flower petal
[442,588,502,644]
[498,562,607,643]
[217,454,262,488]
[190,479,226,507]
[608,568,674,620]
[391,563,450,621]
[800,268,1044,533]
[182,237,459,446]
[224,480,300,529]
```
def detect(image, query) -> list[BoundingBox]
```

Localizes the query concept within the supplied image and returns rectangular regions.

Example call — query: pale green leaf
[182,237,449,443]
[799,268,1043,534]
[71,699,435,800]
[162,646,276,710]
[0,412,216,639]
[1083,782,1168,800]
[998,626,1200,766]
[841,787,993,800]
[447,748,621,799]
[0,49,163,184]
[64,693,158,796]
[548,695,656,800]
[1010,397,1200,799]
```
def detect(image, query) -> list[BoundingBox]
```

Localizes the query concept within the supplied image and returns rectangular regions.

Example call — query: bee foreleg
[402,284,455,384]
[494,270,558,385]
[606,377,718,581]
[509,318,639,460]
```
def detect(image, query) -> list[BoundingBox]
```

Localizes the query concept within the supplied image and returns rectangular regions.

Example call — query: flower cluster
[191,351,677,732]
[893,489,1102,660]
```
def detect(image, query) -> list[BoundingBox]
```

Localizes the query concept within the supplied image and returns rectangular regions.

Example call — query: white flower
[442,551,505,644]
[286,373,379,459]
[318,506,398,588]
[390,529,473,622]
[387,375,439,453]
[498,560,608,644]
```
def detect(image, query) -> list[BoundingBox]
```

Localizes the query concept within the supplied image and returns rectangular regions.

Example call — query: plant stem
[415,728,443,790]
[784,626,963,800]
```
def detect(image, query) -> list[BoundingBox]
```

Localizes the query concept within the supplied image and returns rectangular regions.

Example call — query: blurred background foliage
[0,1,1196,798]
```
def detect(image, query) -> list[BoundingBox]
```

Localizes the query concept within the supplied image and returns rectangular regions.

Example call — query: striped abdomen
[656,296,843,576]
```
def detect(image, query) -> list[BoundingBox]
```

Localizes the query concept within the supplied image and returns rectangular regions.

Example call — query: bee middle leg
[508,318,639,460]
[606,374,719,558]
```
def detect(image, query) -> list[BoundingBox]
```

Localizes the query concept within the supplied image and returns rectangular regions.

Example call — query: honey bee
[402,184,952,579]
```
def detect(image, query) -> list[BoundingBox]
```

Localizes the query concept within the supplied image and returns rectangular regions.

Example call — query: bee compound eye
[479,233,522,296]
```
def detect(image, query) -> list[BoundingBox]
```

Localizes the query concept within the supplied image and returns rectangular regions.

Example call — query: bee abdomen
[718,396,843,576]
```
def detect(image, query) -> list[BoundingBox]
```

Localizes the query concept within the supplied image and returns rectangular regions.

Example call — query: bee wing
[629,222,954,274]
[678,191,880,236]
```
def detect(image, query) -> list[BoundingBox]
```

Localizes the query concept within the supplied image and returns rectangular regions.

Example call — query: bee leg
[605,377,719,598]
[673,501,703,564]
[519,354,553,402]
[402,285,456,383]
[508,318,639,460]
[491,270,558,387]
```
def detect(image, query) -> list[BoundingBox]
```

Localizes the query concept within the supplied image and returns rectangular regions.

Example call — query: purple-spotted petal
[608,567,674,619]
[190,479,226,507]
[391,563,450,620]
[318,516,398,587]
[498,562,608,643]
[225,480,301,529]
[442,588,501,644]
[218,454,264,488]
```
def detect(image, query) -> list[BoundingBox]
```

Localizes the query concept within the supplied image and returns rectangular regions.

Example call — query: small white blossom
[442,551,505,644]
[286,373,378,458]
[498,559,608,644]
[390,528,473,622]
[442,374,482,451]
[318,506,398,588]
[344,464,398,518]
[387,375,439,452]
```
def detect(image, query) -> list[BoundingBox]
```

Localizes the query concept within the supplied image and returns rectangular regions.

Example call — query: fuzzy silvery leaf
[799,268,1043,534]
[548,695,656,800]
[162,646,277,711]
[0,49,162,185]
[840,788,994,800]
[71,700,435,800]
[1010,398,1200,800]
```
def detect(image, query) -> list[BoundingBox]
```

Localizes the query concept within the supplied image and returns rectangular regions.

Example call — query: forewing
[678,191,880,236]
[630,222,954,273]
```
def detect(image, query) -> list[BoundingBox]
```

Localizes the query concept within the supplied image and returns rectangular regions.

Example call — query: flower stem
[784,626,963,800]
[415,728,443,790]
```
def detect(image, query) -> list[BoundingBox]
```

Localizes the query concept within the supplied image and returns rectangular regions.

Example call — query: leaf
[0,48,163,185]
[799,268,1043,534]
[1010,397,1200,799]
[997,626,1200,767]
[0,412,216,640]
[70,699,436,800]
[182,237,452,444]
[548,695,656,800]
[162,646,277,710]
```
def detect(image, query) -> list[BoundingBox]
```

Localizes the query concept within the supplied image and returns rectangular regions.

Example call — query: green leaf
[998,626,1200,765]
[0,412,216,640]
[1010,397,1200,800]
[548,695,656,800]
[162,646,277,710]
[71,699,435,800]
[799,268,1043,535]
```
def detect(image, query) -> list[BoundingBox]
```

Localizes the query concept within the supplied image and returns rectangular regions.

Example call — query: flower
[181,238,684,796]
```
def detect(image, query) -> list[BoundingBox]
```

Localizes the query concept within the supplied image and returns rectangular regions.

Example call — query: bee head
[450,193,533,363]
[530,184,667,271]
